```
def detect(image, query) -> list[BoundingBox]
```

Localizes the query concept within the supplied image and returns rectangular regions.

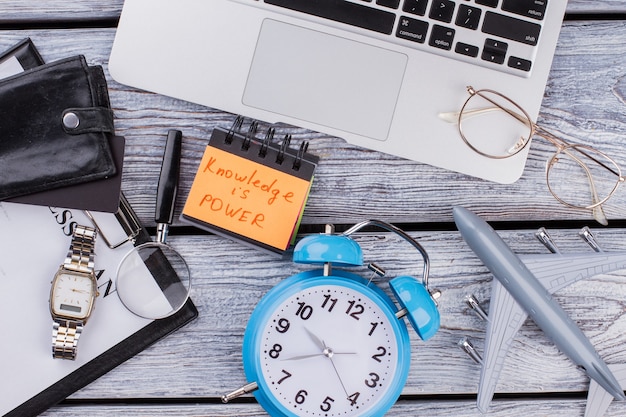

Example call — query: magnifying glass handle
[156,129,183,243]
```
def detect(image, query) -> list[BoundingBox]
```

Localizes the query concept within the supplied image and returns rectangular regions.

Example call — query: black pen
[155,129,183,244]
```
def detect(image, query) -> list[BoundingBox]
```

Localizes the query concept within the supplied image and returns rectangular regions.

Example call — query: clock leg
[221,382,258,403]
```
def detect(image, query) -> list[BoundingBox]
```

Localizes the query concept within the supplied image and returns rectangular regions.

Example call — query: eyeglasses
[439,86,625,225]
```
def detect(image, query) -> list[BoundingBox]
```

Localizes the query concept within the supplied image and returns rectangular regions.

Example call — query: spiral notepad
[181,117,319,253]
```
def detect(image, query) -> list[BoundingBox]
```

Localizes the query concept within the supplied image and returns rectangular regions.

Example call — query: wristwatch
[50,225,99,360]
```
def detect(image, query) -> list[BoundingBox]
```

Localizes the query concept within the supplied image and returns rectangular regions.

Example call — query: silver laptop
[109,0,567,184]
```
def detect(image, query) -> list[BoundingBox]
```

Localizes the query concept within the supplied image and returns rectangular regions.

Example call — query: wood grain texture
[39,399,626,417]
[52,229,626,417]
[2,3,626,417]
[0,1,624,21]
[1,20,625,227]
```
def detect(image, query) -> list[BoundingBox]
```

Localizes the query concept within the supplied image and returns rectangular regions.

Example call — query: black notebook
[0,195,198,417]
[181,117,319,254]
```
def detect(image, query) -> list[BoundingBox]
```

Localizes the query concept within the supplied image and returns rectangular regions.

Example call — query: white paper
[0,202,160,415]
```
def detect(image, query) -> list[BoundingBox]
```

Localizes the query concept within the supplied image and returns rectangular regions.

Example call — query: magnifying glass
[116,130,191,319]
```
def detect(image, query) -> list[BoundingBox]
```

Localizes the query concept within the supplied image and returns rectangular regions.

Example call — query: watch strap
[52,318,83,360]
[63,225,97,274]
[51,225,97,360]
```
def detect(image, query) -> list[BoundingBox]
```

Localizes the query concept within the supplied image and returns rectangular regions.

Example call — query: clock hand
[282,351,357,361]
[282,353,324,361]
[301,326,354,396]
[303,326,325,350]
[325,345,350,398]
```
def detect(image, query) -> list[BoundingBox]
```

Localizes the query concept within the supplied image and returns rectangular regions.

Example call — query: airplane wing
[477,278,528,412]
[518,252,626,294]
[477,251,626,413]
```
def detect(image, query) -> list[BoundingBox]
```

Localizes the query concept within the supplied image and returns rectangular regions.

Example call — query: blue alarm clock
[223,220,441,416]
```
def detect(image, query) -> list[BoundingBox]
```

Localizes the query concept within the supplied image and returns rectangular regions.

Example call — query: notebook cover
[181,124,318,254]
[1,195,198,417]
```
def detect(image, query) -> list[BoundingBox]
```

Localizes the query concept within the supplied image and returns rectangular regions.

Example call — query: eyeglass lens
[546,144,622,209]
[459,90,533,159]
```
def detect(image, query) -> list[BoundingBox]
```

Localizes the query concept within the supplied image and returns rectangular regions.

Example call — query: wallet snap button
[63,112,80,129]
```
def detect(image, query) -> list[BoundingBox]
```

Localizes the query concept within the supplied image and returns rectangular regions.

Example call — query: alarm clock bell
[294,221,440,341]
[222,220,442,416]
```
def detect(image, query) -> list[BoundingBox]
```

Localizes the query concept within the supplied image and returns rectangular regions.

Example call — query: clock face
[245,272,409,417]
[51,271,95,320]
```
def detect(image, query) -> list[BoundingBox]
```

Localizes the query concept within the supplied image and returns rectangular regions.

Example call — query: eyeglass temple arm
[556,147,608,225]
[438,107,532,127]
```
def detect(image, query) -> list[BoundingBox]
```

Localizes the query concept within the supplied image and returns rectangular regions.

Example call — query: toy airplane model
[453,207,626,416]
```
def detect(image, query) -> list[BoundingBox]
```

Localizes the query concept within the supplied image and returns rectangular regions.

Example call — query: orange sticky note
[182,145,313,251]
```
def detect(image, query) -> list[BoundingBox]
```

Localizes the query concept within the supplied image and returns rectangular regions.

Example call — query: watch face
[51,271,95,320]
[247,273,409,417]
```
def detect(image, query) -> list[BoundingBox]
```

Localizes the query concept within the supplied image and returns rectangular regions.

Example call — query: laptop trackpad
[243,19,407,141]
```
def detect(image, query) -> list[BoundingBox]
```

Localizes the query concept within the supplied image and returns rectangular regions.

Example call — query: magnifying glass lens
[116,242,191,319]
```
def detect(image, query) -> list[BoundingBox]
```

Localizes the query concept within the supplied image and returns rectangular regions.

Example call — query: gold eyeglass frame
[440,86,625,223]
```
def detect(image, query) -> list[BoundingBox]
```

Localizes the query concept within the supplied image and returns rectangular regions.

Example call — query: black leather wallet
[0,55,116,200]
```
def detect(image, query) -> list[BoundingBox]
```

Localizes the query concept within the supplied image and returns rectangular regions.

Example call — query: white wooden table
[3,1,626,416]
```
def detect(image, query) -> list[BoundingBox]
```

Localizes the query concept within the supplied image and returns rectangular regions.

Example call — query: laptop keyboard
[241,0,548,77]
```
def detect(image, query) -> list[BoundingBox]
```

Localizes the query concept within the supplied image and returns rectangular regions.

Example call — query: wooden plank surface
[2,2,626,417]
[50,229,626,395]
[0,1,624,21]
[0,19,624,227]
[39,399,626,417]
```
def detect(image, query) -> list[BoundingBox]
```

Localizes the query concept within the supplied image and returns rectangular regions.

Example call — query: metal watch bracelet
[51,225,97,360]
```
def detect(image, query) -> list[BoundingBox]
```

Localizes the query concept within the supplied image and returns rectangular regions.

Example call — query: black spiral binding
[225,115,244,145]
[242,120,258,151]
[276,134,291,165]
[222,116,316,174]
[259,127,274,158]
[293,141,309,171]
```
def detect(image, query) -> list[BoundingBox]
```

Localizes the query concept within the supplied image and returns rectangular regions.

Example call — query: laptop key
[508,56,532,71]
[482,38,507,64]
[429,0,456,24]
[455,4,481,30]
[482,11,541,46]
[502,0,547,21]
[455,42,479,57]
[396,16,429,43]
[377,0,401,9]
[475,0,498,7]
[429,25,455,50]
[402,0,428,16]
[264,0,396,35]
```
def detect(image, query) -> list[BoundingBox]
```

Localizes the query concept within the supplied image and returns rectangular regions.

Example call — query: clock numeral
[295,302,313,320]
[321,294,337,312]
[275,318,290,333]
[368,321,380,336]
[295,389,308,404]
[320,396,334,412]
[277,369,292,384]
[347,391,360,406]
[372,346,387,362]
[345,300,364,320]
[365,372,380,388]
[268,343,283,359]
